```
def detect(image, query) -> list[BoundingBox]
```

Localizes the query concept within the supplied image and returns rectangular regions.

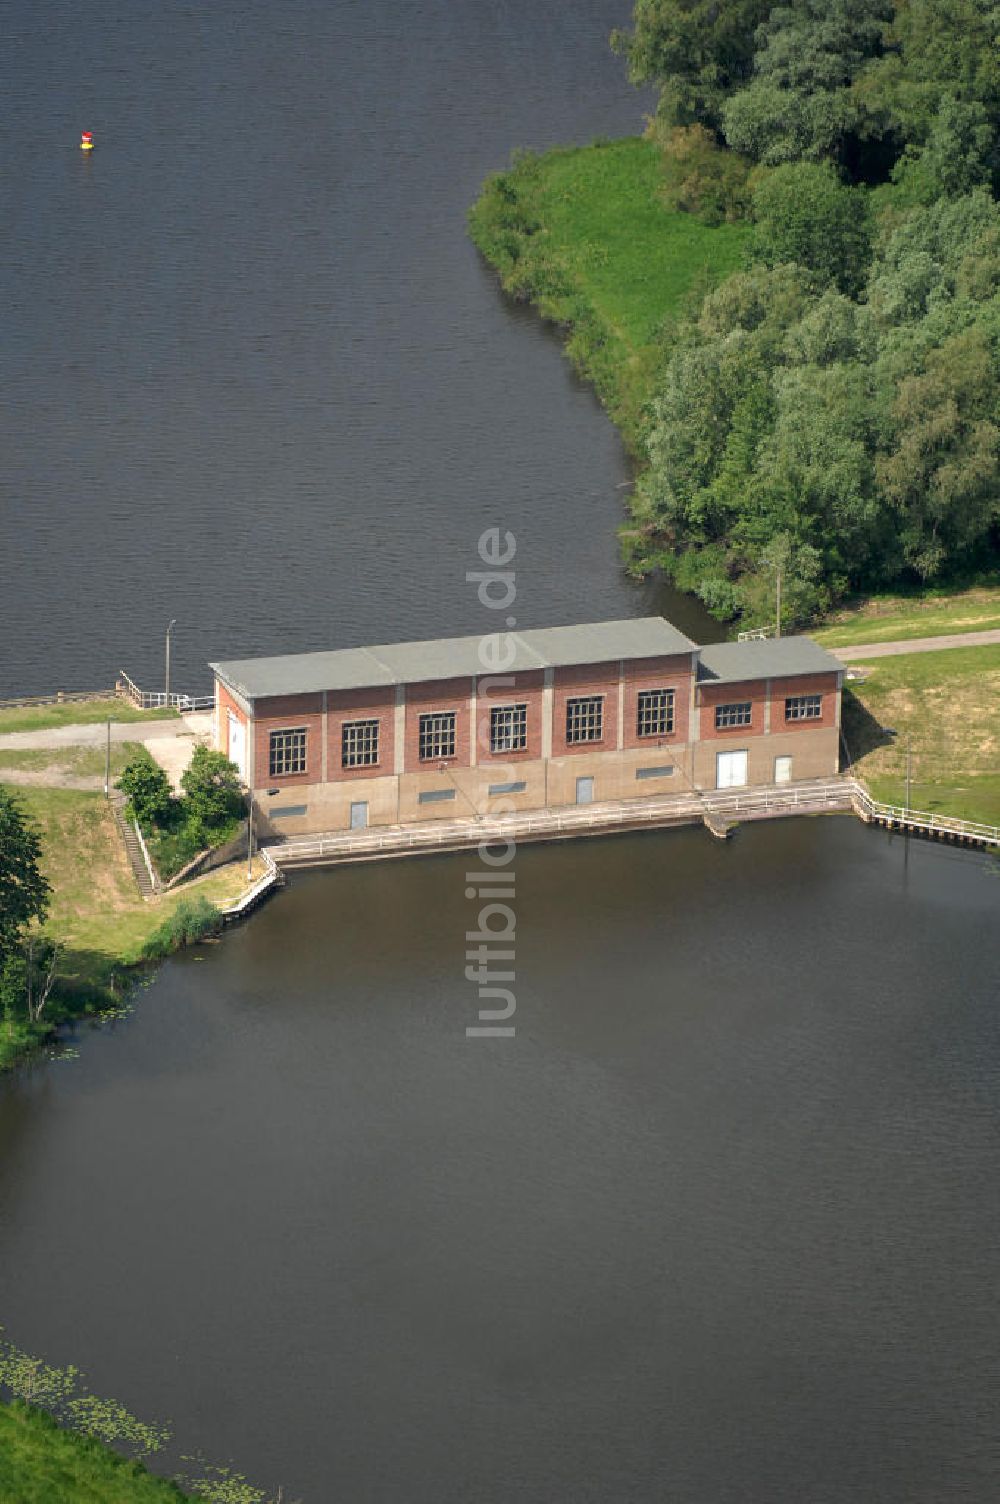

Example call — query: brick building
[210,619,843,838]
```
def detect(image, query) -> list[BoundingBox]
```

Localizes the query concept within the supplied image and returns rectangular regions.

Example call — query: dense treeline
[612,0,1000,622]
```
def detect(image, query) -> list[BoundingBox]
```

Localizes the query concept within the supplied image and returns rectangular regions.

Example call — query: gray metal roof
[210,617,696,701]
[697,636,843,686]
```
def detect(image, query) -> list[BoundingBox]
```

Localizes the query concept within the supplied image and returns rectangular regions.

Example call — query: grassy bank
[0,1402,193,1504]
[469,136,748,448]
[843,643,1000,826]
[0,785,264,1071]
[814,583,1000,649]
[0,700,178,735]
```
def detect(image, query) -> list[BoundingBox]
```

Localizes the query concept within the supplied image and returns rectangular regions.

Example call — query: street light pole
[246,793,254,881]
[906,738,912,814]
[775,566,782,640]
[165,618,177,707]
[105,717,111,800]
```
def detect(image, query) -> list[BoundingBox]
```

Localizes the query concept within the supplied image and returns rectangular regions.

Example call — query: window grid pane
[637,688,675,738]
[565,695,604,745]
[269,728,307,777]
[341,718,380,768]
[715,702,752,730]
[489,703,527,754]
[419,712,457,760]
[785,694,822,721]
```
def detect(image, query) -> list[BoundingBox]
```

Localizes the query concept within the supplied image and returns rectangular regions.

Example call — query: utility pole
[105,717,111,799]
[775,565,782,640]
[165,618,177,707]
[246,793,254,880]
[906,738,912,814]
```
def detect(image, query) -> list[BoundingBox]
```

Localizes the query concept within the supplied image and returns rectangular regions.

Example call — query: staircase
[111,794,156,898]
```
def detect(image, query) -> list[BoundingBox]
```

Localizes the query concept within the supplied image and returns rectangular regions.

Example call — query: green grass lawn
[0,700,178,735]
[814,583,1000,648]
[469,136,748,444]
[0,1402,192,1504]
[843,642,1000,826]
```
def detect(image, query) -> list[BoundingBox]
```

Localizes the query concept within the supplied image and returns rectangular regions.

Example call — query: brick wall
[622,654,694,751]
[216,683,247,760]
[474,670,544,764]
[698,678,767,741]
[770,672,839,733]
[403,677,472,773]
[326,686,396,782]
[253,693,323,789]
[551,662,621,757]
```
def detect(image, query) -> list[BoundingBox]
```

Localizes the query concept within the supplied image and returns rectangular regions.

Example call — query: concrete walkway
[832,628,1000,661]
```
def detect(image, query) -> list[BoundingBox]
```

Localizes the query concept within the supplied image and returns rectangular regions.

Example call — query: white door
[350,801,369,829]
[716,750,748,789]
[576,776,594,805]
[774,755,793,785]
[227,712,247,781]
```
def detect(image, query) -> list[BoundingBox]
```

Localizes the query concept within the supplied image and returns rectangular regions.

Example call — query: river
[2,3,999,1502]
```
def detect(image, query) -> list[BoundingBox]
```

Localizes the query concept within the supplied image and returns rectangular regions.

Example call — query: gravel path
[831,628,1000,661]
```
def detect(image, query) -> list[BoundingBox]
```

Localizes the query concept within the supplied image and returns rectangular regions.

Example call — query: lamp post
[164,618,177,707]
[246,792,254,881]
[775,565,782,639]
[906,738,912,815]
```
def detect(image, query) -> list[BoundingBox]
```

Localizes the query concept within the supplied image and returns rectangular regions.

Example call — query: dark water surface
[1,820,998,1502]
[1,0,714,701]
[3,4,1000,1502]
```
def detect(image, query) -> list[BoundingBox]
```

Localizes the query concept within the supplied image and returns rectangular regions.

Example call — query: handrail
[848,778,1000,845]
[132,816,160,892]
[268,778,856,864]
[117,670,214,714]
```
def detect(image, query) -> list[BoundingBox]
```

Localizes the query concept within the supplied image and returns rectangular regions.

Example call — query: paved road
[831,628,1000,661]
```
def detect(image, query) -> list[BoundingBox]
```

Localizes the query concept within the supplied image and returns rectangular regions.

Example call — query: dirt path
[832,628,1000,661]
[0,769,106,791]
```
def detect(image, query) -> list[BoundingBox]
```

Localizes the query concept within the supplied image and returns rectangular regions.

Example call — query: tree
[179,745,244,830]
[612,0,771,132]
[876,324,1000,577]
[863,0,1000,150]
[890,95,995,204]
[749,161,872,294]
[721,0,893,169]
[0,788,50,968]
[116,755,174,828]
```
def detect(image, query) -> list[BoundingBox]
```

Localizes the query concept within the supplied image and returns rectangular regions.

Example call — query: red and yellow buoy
[80,130,94,152]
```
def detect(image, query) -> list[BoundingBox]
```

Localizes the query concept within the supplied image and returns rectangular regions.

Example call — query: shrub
[653,123,754,223]
[116,753,174,828]
[140,898,221,960]
[179,746,244,830]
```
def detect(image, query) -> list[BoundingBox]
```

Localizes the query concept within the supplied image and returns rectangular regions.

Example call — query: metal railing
[267,778,855,867]
[737,626,774,642]
[221,849,281,920]
[117,671,215,714]
[848,779,1000,848]
[132,816,160,892]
